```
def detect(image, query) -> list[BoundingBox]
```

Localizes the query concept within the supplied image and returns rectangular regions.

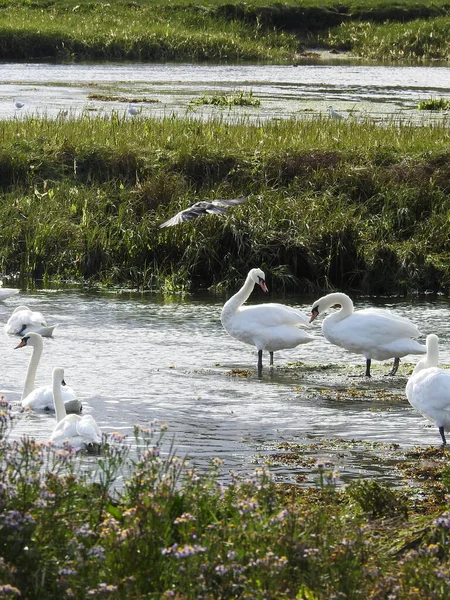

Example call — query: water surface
[1,288,449,485]
[1,61,449,122]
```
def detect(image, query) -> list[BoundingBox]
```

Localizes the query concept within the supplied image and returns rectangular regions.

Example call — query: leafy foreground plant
[2,399,450,599]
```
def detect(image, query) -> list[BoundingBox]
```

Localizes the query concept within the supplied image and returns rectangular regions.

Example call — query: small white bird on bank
[221,268,315,376]
[49,367,101,450]
[406,334,450,445]
[329,105,344,120]
[15,332,81,414]
[5,305,57,337]
[309,292,425,377]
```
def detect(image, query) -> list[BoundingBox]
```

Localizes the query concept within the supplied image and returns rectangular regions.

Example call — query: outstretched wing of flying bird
[159,196,248,228]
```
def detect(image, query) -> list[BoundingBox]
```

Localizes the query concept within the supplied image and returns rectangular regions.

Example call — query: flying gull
[159,196,248,228]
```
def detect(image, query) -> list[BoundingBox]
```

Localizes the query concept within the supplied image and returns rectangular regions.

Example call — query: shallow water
[1,61,450,123]
[1,288,449,485]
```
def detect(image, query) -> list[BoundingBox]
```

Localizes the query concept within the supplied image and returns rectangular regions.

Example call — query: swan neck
[22,342,43,400]
[222,273,256,320]
[323,293,353,319]
[53,378,67,423]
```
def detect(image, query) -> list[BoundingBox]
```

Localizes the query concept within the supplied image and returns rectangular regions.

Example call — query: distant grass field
[0,0,448,62]
[0,113,449,294]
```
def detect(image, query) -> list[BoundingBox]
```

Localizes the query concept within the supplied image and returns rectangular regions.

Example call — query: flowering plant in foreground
[1,400,450,599]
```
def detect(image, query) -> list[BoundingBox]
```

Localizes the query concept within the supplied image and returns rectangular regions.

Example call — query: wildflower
[161,543,207,558]
[58,568,78,576]
[434,512,450,529]
[87,546,106,560]
[87,583,118,596]
[173,512,196,525]
[215,564,228,575]
[0,585,21,596]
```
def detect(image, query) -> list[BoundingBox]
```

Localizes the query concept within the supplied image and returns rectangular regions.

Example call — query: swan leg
[257,350,263,377]
[365,358,372,377]
[386,357,400,376]
[269,352,274,367]
[439,426,447,445]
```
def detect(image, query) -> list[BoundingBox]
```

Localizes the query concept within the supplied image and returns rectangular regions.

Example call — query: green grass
[0,0,448,62]
[418,98,450,111]
[0,113,449,294]
[2,399,450,599]
[191,90,261,108]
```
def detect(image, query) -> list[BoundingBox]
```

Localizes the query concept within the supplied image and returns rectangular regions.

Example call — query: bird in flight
[159,196,249,228]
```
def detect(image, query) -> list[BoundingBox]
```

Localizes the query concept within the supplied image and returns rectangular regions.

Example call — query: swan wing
[76,415,102,444]
[22,384,80,412]
[236,304,310,328]
[50,415,81,444]
[358,308,421,337]
[328,311,420,347]
[407,368,450,413]
[5,308,47,334]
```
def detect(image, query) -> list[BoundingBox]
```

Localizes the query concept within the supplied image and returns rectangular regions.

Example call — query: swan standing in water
[5,305,57,337]
[406,334,450,445]
[50,367,102,450]
[15,332,81,414]
[221,268,314,376]
[309,292,425,377]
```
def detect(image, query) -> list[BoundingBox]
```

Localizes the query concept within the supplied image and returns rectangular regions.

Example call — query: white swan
[406,334,450,445]
[15,332,82,414]
[309,292,425,377]
[221,268,315,375]
[5,305,57,337]
[0,282,19,301]
[50,367,102,450]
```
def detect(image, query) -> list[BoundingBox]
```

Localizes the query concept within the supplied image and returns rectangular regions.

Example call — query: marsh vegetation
[0,113,449,294]
[1,401,450,600]
[0,0,448,62]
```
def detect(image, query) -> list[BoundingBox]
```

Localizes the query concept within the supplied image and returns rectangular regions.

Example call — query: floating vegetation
[190,90,261,107]
[87,94,160,103]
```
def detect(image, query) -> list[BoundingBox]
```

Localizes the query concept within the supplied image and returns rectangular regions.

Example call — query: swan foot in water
[257,350,263,378]
[439,426,447,446]
[385,357,400,376]
[349,358,372,378]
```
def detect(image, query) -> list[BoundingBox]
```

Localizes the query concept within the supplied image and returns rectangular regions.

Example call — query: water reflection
[0,289,449,485]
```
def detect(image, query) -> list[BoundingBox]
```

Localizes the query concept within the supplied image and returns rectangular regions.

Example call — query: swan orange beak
[259,280,268,293]
[14,339,27,349]
[309,309,319,323]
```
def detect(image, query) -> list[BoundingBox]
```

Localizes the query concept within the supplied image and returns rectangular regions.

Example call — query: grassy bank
[1,400,450,599]
[0,0,448,62]
[0,113,450,295]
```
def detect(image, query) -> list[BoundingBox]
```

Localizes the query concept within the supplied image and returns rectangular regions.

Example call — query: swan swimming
[49,367,102,450]
[159,196,248,228]
[406,334,450,445]
[221,268,315,376]
[5,305,57,337]
[15,332,82,414]
[309,292,425,377]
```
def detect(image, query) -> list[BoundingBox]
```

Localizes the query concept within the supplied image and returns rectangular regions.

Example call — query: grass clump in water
[417,97,450,111]
[191,90,261,107]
